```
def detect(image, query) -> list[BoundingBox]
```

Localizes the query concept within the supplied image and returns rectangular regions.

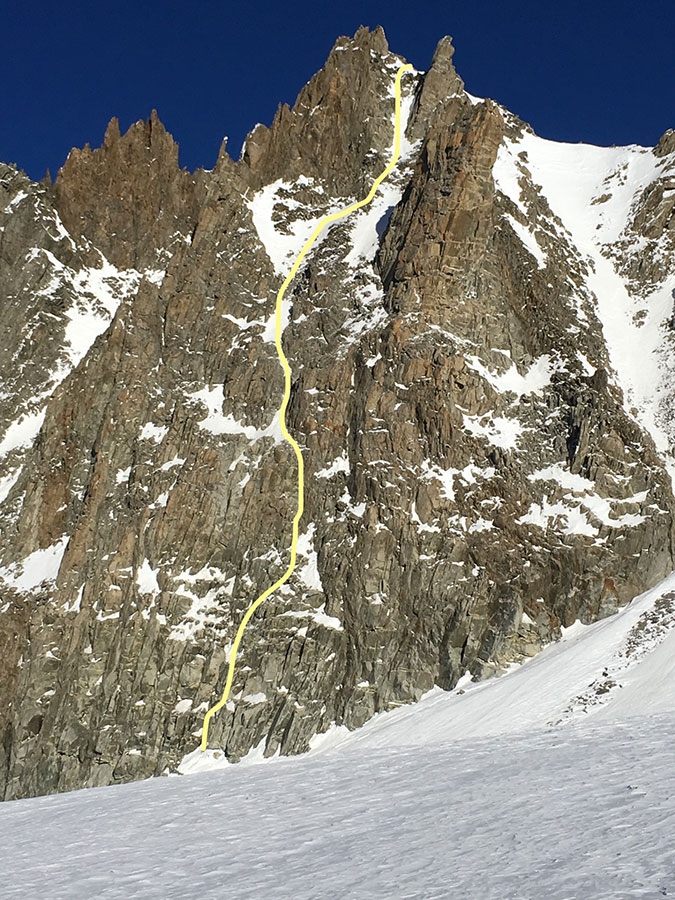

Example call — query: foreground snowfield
[1,719,673,898]
[2,573,675,899]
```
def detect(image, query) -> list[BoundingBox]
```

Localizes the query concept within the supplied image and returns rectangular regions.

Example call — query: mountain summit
[1,26,674,799]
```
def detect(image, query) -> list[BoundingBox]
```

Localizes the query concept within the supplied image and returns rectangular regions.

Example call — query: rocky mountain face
[1,26,674,800]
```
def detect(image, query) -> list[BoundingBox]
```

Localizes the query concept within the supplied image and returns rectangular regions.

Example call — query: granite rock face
[1,27,674,799]
[55,110,206,271]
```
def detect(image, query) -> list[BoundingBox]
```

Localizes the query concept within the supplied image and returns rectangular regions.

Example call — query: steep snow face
[494,132,675,477]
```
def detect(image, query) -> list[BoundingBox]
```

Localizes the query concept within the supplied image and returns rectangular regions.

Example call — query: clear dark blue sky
[2,0,674,181]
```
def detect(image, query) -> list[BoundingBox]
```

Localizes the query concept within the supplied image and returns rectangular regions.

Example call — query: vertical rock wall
[0,27,673,799]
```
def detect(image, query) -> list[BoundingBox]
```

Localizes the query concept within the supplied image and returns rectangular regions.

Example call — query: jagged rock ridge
[1,25,674,799]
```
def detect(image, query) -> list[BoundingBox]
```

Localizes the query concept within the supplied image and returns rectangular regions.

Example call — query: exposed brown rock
[1,26,674,800]
[655,129,675,157]
[408,36,465,140]
[55,111,206,270]
[242,25,421,198]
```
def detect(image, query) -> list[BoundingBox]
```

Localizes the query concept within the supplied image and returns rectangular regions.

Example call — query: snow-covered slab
[462,412,522,449]
[466,352,556,397]
[0,467,22,504]
[139,423,169,443]
[527,463,648,529]
[187,385,284,444]
[315,453,350,479]
[0,410,46,457]
[0,536,68,592]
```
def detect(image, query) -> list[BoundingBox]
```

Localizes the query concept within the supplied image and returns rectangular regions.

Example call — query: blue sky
[2,0,674,181]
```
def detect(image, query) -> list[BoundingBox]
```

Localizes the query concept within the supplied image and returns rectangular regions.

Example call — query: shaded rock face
[1,27,674,799]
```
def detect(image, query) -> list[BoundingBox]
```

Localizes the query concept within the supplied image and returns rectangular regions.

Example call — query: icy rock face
[1,27,675,799]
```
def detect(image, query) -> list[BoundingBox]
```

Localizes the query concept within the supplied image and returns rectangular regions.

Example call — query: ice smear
[187,385,284,444]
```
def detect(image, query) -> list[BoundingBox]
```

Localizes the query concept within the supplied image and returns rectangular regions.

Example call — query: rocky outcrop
[55,111,206,270]
[1,28,674,800]
[407,35,464,140]
[243,27,418,198]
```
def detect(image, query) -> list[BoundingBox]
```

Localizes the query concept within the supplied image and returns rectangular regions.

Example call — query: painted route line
[201,61,414,751]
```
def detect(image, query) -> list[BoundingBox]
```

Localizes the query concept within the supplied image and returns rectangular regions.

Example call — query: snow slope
[2,576,675,898]
[308,572,675,752]
[175,570,675,769]
[0,718,673,898]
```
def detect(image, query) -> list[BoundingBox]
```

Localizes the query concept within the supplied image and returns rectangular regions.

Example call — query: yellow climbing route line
[200,62,413,752]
